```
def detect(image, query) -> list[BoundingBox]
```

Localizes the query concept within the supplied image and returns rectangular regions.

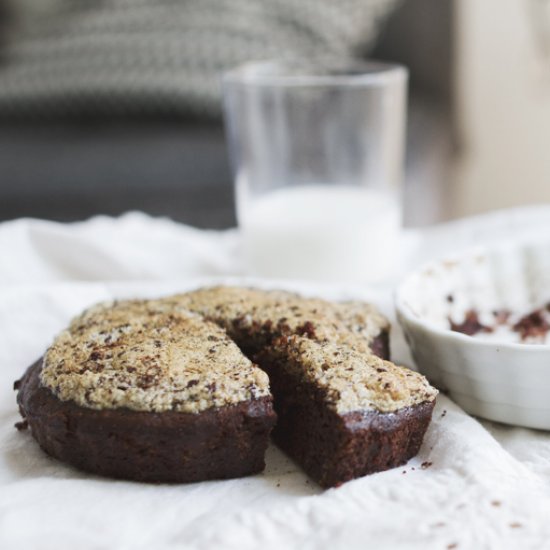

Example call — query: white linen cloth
[2,207,550,550]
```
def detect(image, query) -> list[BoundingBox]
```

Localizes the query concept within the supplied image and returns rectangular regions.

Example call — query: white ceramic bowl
[395,237,550,430]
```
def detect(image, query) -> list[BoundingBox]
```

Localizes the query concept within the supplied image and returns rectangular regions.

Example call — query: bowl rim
[394,243,550,353]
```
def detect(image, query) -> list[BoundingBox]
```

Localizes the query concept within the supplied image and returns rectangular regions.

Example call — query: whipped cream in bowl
[395,237,550,429]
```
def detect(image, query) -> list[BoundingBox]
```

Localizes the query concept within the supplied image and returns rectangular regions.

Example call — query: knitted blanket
[0,0,399,117]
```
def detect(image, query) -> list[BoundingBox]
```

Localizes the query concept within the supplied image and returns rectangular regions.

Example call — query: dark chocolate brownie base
[370,331,390,361]
[257,355,434,488]
[236,325,391,362]
[16,360,277,483]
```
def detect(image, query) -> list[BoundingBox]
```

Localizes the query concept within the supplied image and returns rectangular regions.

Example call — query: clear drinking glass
[223,59,408,283]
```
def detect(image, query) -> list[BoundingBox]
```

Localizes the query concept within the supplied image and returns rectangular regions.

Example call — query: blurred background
[0,0,546,229]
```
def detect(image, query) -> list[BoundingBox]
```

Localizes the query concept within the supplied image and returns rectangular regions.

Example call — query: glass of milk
[223,59,407,284]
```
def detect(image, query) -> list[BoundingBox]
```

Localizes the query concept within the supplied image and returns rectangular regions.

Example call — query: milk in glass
[239,184,400,283]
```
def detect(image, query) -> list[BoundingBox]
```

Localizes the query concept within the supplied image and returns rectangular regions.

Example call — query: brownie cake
[16,287,437,487]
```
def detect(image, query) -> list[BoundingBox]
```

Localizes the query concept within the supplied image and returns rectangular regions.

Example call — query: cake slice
[259,335,436,487]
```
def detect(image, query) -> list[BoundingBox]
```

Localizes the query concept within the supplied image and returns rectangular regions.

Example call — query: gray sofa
[0,0,452,229]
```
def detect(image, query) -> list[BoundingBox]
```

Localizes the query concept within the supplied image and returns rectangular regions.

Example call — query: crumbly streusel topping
[41,299,270,413]
[276,335,437,414]
[172,287,435,412]
[173,286,389,349]
[40,287,435,415]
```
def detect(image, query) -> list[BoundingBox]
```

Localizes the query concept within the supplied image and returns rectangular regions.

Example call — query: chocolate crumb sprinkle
[296,321,316,339]
[512,310,549,341]
[449,310,492,336]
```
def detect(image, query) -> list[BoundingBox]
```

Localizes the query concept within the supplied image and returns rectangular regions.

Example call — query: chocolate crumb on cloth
[16,286,437,488]
[14,420,28,431]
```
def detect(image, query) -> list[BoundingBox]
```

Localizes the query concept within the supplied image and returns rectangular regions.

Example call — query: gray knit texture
[0,0,400,117]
